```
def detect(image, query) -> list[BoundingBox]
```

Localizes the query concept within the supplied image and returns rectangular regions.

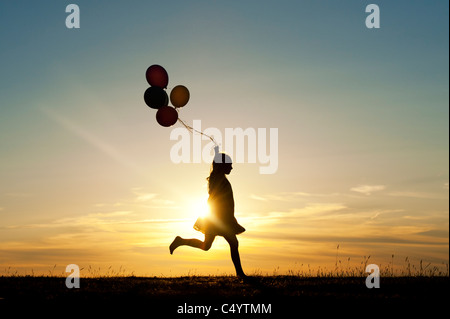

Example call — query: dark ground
[0,276,448,317]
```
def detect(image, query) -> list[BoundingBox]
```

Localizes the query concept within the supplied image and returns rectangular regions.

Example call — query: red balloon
[156,106,178,127]
[146,65,169,88]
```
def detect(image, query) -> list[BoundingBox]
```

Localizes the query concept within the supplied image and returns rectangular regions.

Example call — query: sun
[188,195,210,220]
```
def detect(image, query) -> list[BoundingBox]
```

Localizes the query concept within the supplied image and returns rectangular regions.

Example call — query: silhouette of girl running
[169,151,247,278]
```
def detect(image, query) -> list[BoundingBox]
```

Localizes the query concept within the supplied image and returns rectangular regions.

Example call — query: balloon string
[177,117,218,146]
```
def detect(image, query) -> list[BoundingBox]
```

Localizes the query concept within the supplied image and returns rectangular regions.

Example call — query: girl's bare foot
[169,236,182,255]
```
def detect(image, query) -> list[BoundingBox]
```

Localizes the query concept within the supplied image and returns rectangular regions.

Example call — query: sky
[0,1,448,276]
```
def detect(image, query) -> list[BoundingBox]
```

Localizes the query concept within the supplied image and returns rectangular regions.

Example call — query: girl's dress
[194,174,245,236]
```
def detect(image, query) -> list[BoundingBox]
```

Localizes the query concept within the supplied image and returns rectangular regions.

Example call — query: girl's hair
[207,152,232,194]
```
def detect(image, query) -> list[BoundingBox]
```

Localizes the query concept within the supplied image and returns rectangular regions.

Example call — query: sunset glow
[0,1,448,277]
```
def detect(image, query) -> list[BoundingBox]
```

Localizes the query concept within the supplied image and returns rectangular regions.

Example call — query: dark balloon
[144,87,169,109]
[146,65,169,88]
[156,106,178,127]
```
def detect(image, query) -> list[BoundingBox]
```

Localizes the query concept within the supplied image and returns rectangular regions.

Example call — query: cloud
[250,194,268,201]
[292,203,348,217]
[135,193,157,202]
[92,189,177,210]
[247,232,448,247]
[150,198,176,206]
[6,211,191,230]
[388,191,448,200]
[6,211,134,230]
[131,189,176,207]
[416,229,449,238]
[248,191,346,202]
[350,185,385,195]
[244,203,348,226]
[3,192,33,197]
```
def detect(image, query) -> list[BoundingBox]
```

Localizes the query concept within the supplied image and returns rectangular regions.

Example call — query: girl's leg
[170,234,215,255]
[223,234,246,278]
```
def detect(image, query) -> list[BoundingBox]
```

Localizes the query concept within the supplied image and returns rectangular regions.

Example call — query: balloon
[144,87,169,109]
[156,106,178,127]
[170,85,190,108]
[146,65,169,88]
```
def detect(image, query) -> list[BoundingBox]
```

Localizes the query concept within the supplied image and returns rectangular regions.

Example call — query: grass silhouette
[1,253,448,315]
[0,274,448,316]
